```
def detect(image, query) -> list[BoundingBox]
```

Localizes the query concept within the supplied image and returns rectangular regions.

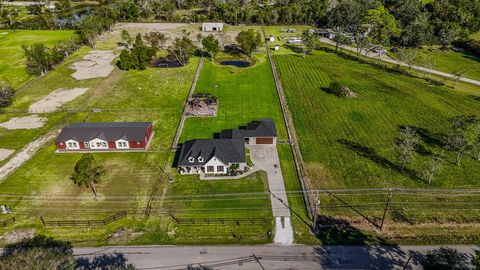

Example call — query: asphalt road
[73,244,479,270]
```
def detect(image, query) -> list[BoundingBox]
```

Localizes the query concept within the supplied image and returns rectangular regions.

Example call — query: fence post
[380,189,393,230]
[40,216,46,227]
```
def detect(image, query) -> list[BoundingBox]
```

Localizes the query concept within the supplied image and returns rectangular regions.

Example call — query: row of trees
[396,115,480,184]
[22,36,81,76]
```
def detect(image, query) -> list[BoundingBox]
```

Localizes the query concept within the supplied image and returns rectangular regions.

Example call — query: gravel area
[0,115,46,130]
[0,149,14,162]
[29,88,88,113]
[70,51,117,80]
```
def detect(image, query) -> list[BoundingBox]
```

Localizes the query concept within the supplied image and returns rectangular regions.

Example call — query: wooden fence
[169,214,272,226]
[0,217,15,227]
[40,211,126,227]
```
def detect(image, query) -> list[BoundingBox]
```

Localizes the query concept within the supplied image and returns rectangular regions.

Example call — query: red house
[56,122,154,152]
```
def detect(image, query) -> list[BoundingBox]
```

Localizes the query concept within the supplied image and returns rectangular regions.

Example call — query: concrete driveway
[249,145,293,245]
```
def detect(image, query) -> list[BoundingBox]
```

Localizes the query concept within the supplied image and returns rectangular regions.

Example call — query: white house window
[84,142,89,148]
[188,157,195,163]
[67,142,78,149]
[116,140,129,149]
[198,156,204,163]
[96,142,107,147]
[217,166,224,172]
[207,166,214,172]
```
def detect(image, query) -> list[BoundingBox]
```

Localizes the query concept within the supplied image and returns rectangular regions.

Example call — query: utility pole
[380,188,393,230]
[311,190,320,233]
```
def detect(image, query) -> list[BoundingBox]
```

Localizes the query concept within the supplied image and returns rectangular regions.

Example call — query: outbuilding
[56,122,154,152]
[202,22,224,32]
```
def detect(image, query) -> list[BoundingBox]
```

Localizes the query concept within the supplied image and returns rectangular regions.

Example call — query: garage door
[256,137,273,144]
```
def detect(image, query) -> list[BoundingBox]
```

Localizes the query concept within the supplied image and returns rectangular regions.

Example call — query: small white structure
[268,36,275,42]
[202,22,224,32]
[287,38,302,44]
[274,45,280,51]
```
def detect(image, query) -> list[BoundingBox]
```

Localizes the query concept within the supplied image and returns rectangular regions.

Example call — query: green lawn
[0,30,76,88]
[390,46,480,81]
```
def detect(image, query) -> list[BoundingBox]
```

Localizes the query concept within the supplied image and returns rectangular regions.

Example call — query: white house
[202,22,224,32]
[177,139,246,175]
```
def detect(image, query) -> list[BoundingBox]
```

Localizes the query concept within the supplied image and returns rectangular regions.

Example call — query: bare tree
[396,127,420,172]
[398,48,416,69]
[419,54,435,78]
[425,151,444,184]
[452,69,467,89]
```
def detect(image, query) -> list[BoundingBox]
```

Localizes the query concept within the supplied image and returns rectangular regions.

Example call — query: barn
[56,122,154,152]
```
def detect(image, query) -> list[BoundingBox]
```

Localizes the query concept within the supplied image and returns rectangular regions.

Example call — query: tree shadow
[76,253,133,270]
[223,44,242,55]
[313,216,413,269]
[469,95,480,102]
[337,139,426,184]
[400,125,446,148]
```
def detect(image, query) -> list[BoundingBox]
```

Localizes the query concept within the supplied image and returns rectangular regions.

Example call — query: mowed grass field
[274,50,480,243]
[389,46,480,82]
[274,51,480,190]
[0,30,76,88]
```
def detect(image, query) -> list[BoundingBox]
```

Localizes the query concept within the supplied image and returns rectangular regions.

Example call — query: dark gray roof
[56,122,152,143]
[220,119,277,139]
[178,139,245,166]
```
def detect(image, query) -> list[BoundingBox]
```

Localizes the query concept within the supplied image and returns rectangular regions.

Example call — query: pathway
[72,244,479,270]
[0,129,59,182]
[319,37,480,86]
[170,57,205,150]
[250,145,293,245]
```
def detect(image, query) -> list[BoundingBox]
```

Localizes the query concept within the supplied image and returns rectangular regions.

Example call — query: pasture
[0,30,76,88]
[274,50,480,243]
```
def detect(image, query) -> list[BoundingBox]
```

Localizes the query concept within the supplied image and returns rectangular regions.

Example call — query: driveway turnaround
[249,145,293,245]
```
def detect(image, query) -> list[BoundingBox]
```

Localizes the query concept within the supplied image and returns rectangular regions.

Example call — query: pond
[219,60,251,68]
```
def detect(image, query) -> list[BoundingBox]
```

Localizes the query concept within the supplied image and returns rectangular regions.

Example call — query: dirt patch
[0,115,46,130]
[70,51,117,80]
[0,149,14,162]
[0,229,36,244]
[28,88,88,113]
[108,228,143,244]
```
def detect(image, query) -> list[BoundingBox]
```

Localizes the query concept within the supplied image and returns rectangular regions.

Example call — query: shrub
[0,81,15,107]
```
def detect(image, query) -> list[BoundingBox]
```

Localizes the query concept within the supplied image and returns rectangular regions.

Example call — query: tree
[76,253,136,270]
[445,115,479,165]
[473,250,480,270]
[0,235,75,270]
[422,247,470,270]
[167,32,196,66]
[452,69,467,89]
[236,29,262,57]
[144,32,166,49]
[332,31,352,52]
[425,151,444,184]
[363,4,400,46]
[117,33,157,70]
[353,24,372,56]
[71,154,105,199]
[0,80,15,108]
[202,35,220,61]
[121,29,133,50]
[396,127,420,171]
[22,43,52,75]
[398,48,416,69]
[301,29,317,57]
